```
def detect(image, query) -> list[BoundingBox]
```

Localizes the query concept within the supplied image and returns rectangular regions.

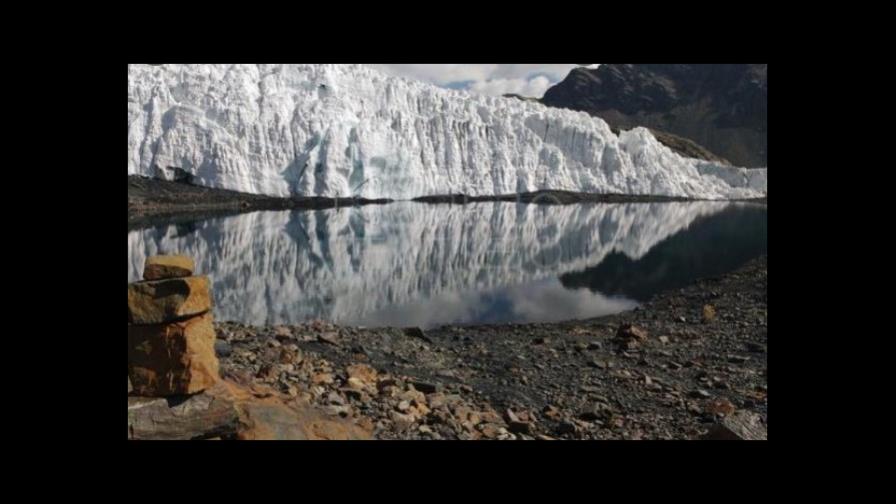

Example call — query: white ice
[128,64,767,200]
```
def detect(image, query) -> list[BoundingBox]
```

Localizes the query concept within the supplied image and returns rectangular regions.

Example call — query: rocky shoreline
[210,256,767,440]
[128,176,765,230]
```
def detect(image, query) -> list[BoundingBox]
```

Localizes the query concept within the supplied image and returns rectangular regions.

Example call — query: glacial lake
[128,202,767,328]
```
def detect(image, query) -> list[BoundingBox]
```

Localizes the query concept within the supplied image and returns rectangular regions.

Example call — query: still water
[128,202,767,328]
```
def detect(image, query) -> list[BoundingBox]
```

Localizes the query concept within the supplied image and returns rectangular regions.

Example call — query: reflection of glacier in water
[127,201,756,328]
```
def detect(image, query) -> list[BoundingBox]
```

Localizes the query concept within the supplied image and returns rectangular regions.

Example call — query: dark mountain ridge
[536,64,767,167]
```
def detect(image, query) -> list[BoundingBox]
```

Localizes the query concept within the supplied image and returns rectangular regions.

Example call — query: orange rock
[221,382,372,440]
[128,312,220,396]
[128,276,212,324]
[705,397,736,416]
[346,363,378,385]
[143,255,195,280]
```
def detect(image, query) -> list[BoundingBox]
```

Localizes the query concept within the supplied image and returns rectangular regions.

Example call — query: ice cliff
[128,64,767,200]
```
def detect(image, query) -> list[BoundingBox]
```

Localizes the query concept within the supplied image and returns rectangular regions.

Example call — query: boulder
[128,381,373,440]
[226,383,372,440]
[127,382,241,440]
[702,410,767,440]
[143,255,195,280]
[128,312,220,396]
[128,275,212,324]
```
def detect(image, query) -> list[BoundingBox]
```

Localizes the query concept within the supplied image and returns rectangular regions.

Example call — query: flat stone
[128,312,219,396]
[128,276,212,325]
[232,394,370,440]
[128,382,240,440]
[702,410,767,440]
[317,332,340,345]
[143,255,195,280]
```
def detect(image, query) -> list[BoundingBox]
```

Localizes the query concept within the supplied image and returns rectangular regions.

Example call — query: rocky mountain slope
[541,64,767,167]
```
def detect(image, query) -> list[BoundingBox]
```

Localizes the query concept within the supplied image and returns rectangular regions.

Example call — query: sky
[368,64,599,98]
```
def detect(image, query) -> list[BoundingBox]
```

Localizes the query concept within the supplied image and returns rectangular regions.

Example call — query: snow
[128,64,767,200]
[128,201,731,326]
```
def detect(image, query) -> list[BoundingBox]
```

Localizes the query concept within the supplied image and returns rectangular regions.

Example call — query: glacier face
[128,201,733,327]
[128,64,767,200]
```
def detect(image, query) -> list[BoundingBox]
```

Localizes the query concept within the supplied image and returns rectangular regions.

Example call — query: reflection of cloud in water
[350,278,638,328]
[127,201,729,327]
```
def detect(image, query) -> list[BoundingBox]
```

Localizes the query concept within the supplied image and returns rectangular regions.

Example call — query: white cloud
[368,64,594,98]
[469,75,553,97]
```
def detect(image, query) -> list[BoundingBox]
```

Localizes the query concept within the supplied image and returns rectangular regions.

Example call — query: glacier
[128,201,736,327]
[128,64,767,200]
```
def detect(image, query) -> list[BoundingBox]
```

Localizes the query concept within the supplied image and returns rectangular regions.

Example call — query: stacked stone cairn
[128,255,220,396]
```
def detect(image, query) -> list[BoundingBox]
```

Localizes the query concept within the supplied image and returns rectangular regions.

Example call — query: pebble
[214,340,232,357]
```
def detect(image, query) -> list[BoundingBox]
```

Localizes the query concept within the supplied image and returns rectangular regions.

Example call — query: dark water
[128,201,766,328]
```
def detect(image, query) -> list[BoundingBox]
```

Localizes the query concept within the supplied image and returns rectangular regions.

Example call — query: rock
[702,411,767,440]
[478,423,503,439]
[587,341,602,350]
[214,340,232,358]
[504,409,533,433]
[317,332,340,345]
[478,410,503,424]
[279,347,302,364]
[614,324,648,349]
[410,381,441,394]
[617,324,648,341]
[702,304,716,323]
[389,410,417,429]
[746,342,767,353]
[532,337,550,345]
[557,420,578,435]
[312,373,334,385]
[404,326,433,343]
[233,393,370,440]
[705,398,736,416]
[256,363,277,381]
[128,276,212,325]
[341,388,367,402]
[128,382,241,440]
[588,359,609,369]
[658,335,670,344]
[326,391,345,405]
[399,389,426,408]
[691,389,712,399]
[427,392,447,409]
[143,255,195,280]
[273,325,292,340]
[727,354,750,364]
[345,363,378,385]
[323,404,351,418]
[346,377,367,390]
[128,312,219,396]
[128,376,133,394]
